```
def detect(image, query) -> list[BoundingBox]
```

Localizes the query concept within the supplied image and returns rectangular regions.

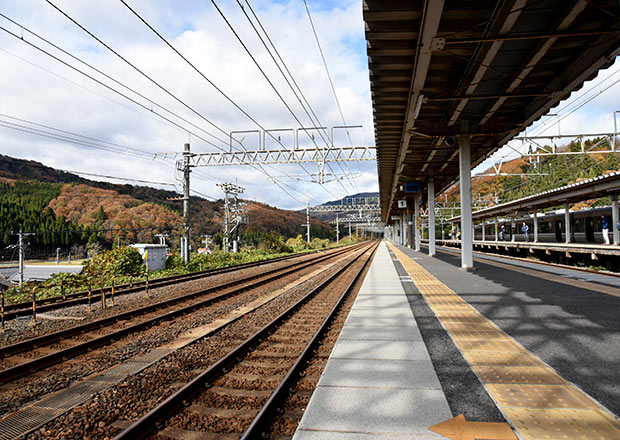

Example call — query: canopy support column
[611,194,619,246]
[533,210,539,243]
[458,134,473,270]
[428,179,436,256]
[409,212,414,249]
[564,202,571,243]
[414,194,421,251]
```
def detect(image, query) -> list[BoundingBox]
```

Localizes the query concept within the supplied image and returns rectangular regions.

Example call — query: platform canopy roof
[364,0,620,222]
[449,171,620,221]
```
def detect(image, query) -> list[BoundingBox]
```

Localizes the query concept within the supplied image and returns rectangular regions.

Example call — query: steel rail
[113,241,378,440]
[2,246,344,319]
[0,244,363,383]
[241,241,378,438]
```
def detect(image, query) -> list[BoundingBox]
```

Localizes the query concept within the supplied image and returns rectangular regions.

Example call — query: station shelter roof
[449,170,620,222]
[364,0,620,222]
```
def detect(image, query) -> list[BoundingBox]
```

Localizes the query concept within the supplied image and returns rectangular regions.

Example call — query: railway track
[0,240,377,440]
[113,240,379,440]
[0,243,366,386]
[2,249,325,321]
[0,242,374,439]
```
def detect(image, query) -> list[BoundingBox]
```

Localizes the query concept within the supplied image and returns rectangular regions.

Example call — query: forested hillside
[0,179,84,249]
[0,155,332,258]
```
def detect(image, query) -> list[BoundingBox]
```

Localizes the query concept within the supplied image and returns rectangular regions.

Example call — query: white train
[473,206,615,244]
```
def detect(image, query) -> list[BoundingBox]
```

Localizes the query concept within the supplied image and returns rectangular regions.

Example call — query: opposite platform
[292,241,452,440]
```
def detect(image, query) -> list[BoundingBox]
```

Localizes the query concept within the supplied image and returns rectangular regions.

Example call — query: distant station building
[131,244,168,271]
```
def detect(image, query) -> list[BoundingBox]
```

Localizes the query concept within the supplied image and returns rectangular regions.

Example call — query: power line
[0,24,230,154]
[0,120,151,159]
[43,2,318,205]
[0,15,300,202]
[0,113,153,158]
[0,12,229,153]
[117,0,334,203]
[0,46,176,128]
[302,0,362,189]
[34,5,233,153]
[0,224,184,236]
[237,0,359,193]
[1,8,319,206]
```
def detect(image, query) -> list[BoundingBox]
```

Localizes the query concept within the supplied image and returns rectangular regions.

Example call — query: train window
[539,221,551,233]
[573,218,583,233]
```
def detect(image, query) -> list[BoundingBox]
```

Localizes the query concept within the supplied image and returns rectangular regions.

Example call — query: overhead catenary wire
[0,13,313,205]
[489,60,620,165]
[301,0,364,188]
[0,24,227,153]
[0,46,177,129]
[0,11,307,204]
[2,10,226,153]
[116,0,336,202]
[238,0,360,193]
[210,0,342,198]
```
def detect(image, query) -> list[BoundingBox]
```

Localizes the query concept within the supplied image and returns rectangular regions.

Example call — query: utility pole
[305,202,311,243]
[182,143,191,262]
[217,183,245,252]
[336,214,340,245]
[204,234,211,252]
[12,231,35,287]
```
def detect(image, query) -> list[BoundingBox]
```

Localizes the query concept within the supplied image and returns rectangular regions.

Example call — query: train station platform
[293,240,620,440]
[293,240,451,439]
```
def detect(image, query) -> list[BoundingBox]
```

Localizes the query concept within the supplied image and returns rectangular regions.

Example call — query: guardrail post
[145,271,150,297]
[31,286,38,325]
[88,280,92,312]
[101,278,106,309]
[1,290,5,331]
[111,276,116,306]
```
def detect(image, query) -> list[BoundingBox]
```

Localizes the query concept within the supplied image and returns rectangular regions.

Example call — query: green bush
[165,253,186,271]
[310,237,330,249]
[257,233,293,253]
[286,234,308,252]
[84,246,144,278]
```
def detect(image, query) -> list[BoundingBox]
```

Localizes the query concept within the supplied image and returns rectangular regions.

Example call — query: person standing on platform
[522,222,529,242]
[500,224,506,241]
[602,215,610,245]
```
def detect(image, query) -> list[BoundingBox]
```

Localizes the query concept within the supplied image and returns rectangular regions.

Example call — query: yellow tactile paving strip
[387,242,620,440]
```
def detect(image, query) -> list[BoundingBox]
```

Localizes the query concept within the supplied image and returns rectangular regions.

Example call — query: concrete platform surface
[292,241,452,439]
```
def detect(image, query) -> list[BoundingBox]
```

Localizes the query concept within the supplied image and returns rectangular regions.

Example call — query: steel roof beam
[480,0,587,126]
[447,0,527,127]
[386,0,445,222]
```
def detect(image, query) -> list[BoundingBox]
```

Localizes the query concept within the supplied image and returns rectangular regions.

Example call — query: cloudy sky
[1,1,620,210]
[0,0,375,209]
